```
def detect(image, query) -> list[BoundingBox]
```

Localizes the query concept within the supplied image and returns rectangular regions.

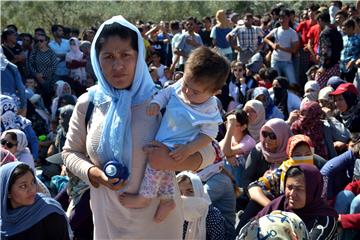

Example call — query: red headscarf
[290,101,328,159]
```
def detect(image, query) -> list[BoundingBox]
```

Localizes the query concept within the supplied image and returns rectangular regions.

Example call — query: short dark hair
[1,28,16,41]
[309,3,320,12]
[335,10,348,18]
[317,11,330,23]
[19,33,33,42]
[244,13,253,18]
[265,68,279,83]
[279,8,291,17]
[95,22,138,57]
[70,28,80,36]
[235,109,249,127]
[51,24,63,33]
[6,24,17,32]
[170,21,180,31]
[34,27,45,35]
[185,47,230,92]
[343,18,356,29]
[8,164,35,193]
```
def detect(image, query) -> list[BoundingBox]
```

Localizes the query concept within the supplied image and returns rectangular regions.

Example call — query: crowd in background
[1,1,360,239]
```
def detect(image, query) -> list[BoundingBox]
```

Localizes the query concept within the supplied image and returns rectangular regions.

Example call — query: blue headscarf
[253,87,275,119]
[89,16,156,183]
[0,162,69,238]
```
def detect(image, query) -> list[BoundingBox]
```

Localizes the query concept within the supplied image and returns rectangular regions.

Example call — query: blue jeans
[335,190,360,239]
[271,59,297,85]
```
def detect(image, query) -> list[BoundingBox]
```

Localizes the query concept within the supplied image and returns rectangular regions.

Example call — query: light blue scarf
[90,16,156,182]
[0,162,70,238]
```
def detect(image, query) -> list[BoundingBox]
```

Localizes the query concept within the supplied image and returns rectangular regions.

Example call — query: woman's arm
[308,216,338,240]
[23,125,39,161]
[248,186,272,207]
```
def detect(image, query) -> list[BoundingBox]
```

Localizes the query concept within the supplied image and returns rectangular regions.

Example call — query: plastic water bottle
[103,161,129,185]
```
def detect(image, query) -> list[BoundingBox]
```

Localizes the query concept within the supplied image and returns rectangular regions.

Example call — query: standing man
[264,9,299,88]
[315,11,343,88]
[226,13,264,63]
[49,24,70,81]
[174,17,203,71]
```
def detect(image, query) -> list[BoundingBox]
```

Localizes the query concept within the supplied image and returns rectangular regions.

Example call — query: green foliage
[1,1,324,34]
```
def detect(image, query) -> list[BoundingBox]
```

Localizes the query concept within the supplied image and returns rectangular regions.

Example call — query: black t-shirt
[199,29,212,47]
[8,212,69,240]
[2,43,26,77]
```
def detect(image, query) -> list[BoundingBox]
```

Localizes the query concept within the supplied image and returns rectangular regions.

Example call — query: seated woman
[198,153,238,240]
[244,135,326,229]
[269,76,301,120]
[177,171,225,240]
[318,86,336,118]
[252,87,284,120]
[335,180,360,239]
[330,82,360,133]
[238,211,309,240]
[243,99,266,143]
[237,118,292,231]
[0,162,70,240]
[50,80,76,120]
[301,80,320,107]
[291,101,350,160]
[1,129,35,170]
[220,109,256,188]
[256,164,339,240]
[0,95,39,161]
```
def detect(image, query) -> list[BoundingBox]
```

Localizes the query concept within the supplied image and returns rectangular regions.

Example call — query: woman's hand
[169,144,192,162]
[88,166,127,191]
[143,141,173,170]
[287,110,300,125]
[226,114,237,130]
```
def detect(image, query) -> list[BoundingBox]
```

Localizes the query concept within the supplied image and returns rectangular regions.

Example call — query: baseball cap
[329,83,358,96]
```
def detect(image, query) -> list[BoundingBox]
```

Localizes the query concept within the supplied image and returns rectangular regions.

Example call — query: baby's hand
[146,103,160,116]
[169,144,192,162]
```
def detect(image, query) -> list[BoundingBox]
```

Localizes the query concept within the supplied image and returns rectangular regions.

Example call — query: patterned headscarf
[0,95,31,131]
[291,101,328,159]
[238,211,309,240]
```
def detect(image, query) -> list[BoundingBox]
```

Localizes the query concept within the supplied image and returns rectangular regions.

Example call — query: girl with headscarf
[50,80,76,119]
[1,129,35,170]
[318,86,335,117]
[238,211,309,240]
[270,76,301,119]
[211,9,233,61]
[253,86,284,120]
[243,100,266,142]
[66,37,86,84]
[330,82,360,133]
[0,95,38,161]
[256,164,339,240]
[176,171,225,240]
[0,162,70,239]
[301,80,320,108]
[291,101,350,159]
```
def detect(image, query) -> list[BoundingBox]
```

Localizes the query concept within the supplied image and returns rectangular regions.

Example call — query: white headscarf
[66,37,83,61]
[177,171,211,240]
[303,80,320,102]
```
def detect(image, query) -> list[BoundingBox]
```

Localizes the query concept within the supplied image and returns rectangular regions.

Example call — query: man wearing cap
[226,13,264,63]
[330,82,360,133]
[264,9,299,88]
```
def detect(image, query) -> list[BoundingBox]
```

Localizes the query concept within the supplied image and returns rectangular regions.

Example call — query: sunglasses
[262,131,277,140]
[1,139,17,148]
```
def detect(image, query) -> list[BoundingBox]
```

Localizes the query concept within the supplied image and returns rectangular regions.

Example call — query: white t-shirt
[269,27,298,62]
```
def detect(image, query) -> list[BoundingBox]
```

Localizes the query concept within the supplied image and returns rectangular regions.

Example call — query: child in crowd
[119,47,230,223]
[150,51,166,85]
[228,61,247,111]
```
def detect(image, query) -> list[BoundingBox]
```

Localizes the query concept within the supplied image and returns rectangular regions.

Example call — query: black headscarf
[273,76,289,119]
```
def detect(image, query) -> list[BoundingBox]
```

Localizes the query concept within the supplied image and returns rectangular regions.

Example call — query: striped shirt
[230,26,264,51]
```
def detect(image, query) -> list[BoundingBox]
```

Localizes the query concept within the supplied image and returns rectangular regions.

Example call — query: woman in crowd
[0,162,70,239]
[270,76,301,119]
[0,95,38,161]
[291,100,350,159]
[1,129,35,170]
[301,80,320,106]
[220,109,256,188]
[177,171,225,240]
[327,76,346,90]
[242,134,326,233]
[256,164,339,240]
[243,99,266,142]
[318,86,336,117]
[211,9,233,61]
[65,37,86,85]
[330,82,360,133]
[62,15,215,239]
[237,119,292,230]
[252,86,284,120]
[28,34,58,109]
[50,80,76,120]
[238,211,309,240]
[227,61,247,111]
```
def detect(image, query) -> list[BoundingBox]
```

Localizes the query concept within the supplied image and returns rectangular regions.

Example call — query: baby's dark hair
[95,22,138,57]
[185,47,230,92]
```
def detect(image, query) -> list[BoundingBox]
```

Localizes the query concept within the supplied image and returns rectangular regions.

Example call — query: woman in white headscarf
[243,100,266,142]
[50,80,76,119]
[300,80,320,108]
[66,37,86,84]
[1,129,35,170]
[177,171,225,240]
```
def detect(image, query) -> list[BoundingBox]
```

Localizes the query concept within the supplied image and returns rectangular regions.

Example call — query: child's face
[151,54,161,64]
[51,122,58,132]
[150,70,159,82]
[233,65,244,80]
[181,72,215,105]
[26,79,36,89]
[164,69,172,79]
[178,179,194,197]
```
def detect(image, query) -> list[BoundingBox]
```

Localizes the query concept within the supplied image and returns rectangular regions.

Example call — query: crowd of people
[1,1,360,239]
